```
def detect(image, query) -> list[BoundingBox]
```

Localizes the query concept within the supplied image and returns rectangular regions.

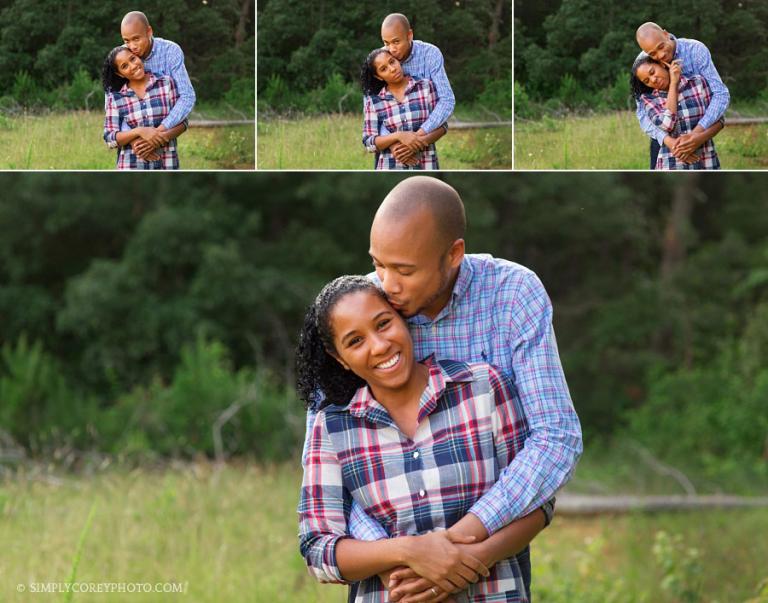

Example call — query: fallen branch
[189,119,254,128]
[449,120,512,130]
[557,493,768,515]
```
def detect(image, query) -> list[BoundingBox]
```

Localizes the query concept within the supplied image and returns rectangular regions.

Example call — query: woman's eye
[378,319,391,329]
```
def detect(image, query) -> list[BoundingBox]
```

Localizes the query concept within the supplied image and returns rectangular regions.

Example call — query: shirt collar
[144,36,156,61]
[344,355,474,426]
[120,71,158,95]
[401,40,418,65]
[378,76,417,100]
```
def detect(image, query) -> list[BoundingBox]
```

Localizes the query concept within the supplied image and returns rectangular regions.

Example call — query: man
[377,14,455,166]
[634,22,729,169]
[113,11,196,161]
[302,177,583,601]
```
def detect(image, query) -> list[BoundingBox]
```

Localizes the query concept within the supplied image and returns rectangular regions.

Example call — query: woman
[102,46,187,170]
[631,53,724,170]
[297,276,546,603]
[361,49,446,170]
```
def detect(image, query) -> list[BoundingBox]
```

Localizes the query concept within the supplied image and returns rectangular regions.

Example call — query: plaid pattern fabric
[299,357,530,602]
[640,74,722,170]
[636,35,730,144]
[378,40,455,135]
[363,77,440,170]
[103,72,182,170]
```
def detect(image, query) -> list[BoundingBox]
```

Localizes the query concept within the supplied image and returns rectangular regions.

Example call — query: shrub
[223,77,256,114]
[11,71,43,107]
[476,76,512,120]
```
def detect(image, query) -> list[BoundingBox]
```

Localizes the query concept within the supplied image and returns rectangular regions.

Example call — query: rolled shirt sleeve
[103,93,121,148]
[468,272,583,535]
[298,411,352,584]
[362,96,380,152]
[636,101,669,144]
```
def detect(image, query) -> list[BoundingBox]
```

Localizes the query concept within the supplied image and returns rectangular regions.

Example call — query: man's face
[381,22,413,62]
[121,20,153,59]
[638,30,675,64]
[369,210,462,320]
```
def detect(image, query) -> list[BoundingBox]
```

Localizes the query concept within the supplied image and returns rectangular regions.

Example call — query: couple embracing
[631,21,730,170]
[297,177,584,602]
[360,14,455,170]
[101,11,196,170]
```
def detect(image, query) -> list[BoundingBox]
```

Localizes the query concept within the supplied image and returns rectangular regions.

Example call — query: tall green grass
[257,114,512,169]
[1,464,766,602]
[515,112,768,169]
[0,112,254,169]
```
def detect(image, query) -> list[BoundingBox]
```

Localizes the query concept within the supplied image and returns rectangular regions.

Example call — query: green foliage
[475,75,512,120]
[0,335,97,451]
[258,0,511,111]
[0,0,254,106]
[652,531,703,603]
[517,0,768,104]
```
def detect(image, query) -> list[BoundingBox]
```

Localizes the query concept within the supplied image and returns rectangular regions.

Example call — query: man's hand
[674,132,703,155]
[130,138,161,161]
[137,126,171,148]
[398,131,428,153]
[664,135,699,164]
[391,142,419,165]
[397,531,489,596]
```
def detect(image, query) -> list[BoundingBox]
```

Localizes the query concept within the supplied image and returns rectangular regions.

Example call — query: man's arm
[160,43,196,129]
[690,42,729,130]
[467,271,583,536]
[419,45,455,134]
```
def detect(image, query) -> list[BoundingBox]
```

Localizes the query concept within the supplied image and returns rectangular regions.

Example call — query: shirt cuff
[697,115,714,130]
[363,135,378,153]
[306,534,349,584]
[541,497,556,527]
[468,494,513,536]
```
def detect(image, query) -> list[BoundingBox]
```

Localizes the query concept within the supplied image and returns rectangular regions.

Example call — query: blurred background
[0,173,766,601]
[257,0,512,168]
[0,0,254,168]
[515,0,768,169]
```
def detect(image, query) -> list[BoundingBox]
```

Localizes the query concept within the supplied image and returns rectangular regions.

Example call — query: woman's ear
[327,348,351,371]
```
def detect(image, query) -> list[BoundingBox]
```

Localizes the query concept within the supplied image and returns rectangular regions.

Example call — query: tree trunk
[488,0,504,49]
[234,0,253,48]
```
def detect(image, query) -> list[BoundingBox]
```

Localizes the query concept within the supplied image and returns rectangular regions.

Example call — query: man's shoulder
[677,37,711,56]
[153,36,184,55]
[413,39,444,59]
[465,253,537,284]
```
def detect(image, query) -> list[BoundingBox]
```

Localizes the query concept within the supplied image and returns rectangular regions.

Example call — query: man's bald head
[635,22,675,63]
[382,13,411,33]
[121,11,150,30]
[375,176,465,249]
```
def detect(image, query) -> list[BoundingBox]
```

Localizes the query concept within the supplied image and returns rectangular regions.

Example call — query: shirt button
[413,451,420,459]
[419,489,426,498]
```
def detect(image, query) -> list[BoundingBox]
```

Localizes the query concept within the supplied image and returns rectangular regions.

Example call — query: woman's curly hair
[102,46,130,93]
[360,48,391,96]
[296,275,387,410]
[630,52,657,101]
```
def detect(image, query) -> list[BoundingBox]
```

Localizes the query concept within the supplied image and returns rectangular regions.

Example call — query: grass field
[515,111,768,169]
[257,114,512,169]
[2,462,766,602]
[0,112,255,169]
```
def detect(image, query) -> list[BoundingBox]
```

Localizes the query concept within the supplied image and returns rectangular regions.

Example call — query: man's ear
[448,239,465,269]
[408,29,414,43]
[146,25,154,39]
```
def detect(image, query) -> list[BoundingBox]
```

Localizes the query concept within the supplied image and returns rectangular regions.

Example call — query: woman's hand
[397,131,428,153]
[664,59,682,87]
[388,568,458,603]
[397,531,490,595]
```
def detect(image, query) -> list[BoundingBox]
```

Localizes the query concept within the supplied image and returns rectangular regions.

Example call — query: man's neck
[143,36,155,60]
[401,40,414,63]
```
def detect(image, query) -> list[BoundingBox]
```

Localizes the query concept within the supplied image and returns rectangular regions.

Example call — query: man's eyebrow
[369,253,417,269]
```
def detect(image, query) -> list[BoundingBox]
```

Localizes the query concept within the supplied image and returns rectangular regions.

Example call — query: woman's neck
[370,361,429,417]
[128,74,150,92]
[386,77,409,96]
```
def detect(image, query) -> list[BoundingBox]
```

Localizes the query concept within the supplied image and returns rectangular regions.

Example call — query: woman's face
[114,49,145,82]
[372,52,404,85]
[635,61,670,91]
[329,289,416,395]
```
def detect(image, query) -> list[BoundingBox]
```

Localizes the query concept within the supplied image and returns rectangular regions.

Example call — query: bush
[556,73,587,109]
[51,68,102,111]
[11,71,43,107]
[0,335,97,452]
[103,337,303,460]
[475,75,512,120]
[223,77,256,114]
[305,72,359,114]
